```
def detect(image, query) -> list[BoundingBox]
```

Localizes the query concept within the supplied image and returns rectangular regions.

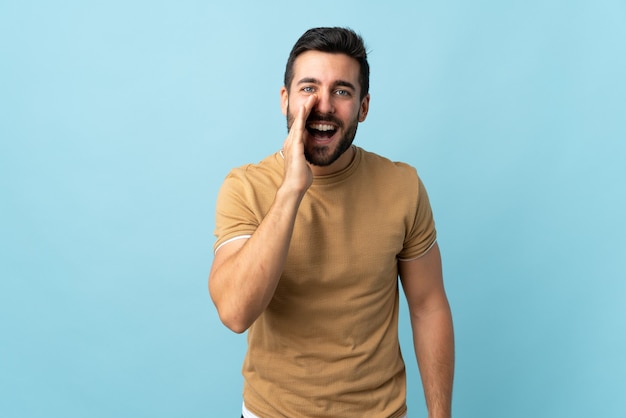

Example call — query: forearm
[209,186,304,333]
[210,94,317,333]
[411,299,455,418]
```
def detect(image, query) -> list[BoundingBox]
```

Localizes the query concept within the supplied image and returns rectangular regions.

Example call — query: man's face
[281,50,370,169]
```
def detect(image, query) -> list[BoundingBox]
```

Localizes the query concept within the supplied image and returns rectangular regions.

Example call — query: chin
[305,139,353,167]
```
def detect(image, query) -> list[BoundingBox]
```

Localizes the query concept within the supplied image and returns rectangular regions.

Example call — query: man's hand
[281,94,317,195]
[210,95,319,333]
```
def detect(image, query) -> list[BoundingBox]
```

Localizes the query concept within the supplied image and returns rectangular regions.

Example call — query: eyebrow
[297,77,357,91]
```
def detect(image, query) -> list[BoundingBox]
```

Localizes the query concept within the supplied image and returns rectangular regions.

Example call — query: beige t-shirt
[214,146,436,418]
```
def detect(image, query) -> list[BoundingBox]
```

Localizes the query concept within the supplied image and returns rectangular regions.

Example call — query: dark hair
[284,27,370,100]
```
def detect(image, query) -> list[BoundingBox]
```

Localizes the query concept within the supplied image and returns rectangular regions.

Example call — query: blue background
[1,1,624,417]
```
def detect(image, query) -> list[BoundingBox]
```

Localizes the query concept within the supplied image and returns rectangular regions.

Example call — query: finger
[291,95,318,136]
[283,95,318,153]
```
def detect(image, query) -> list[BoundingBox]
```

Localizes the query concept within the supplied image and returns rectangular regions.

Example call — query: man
[209,27,454,418]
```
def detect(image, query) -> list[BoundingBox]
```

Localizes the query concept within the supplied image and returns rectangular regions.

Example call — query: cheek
[346,105,363,123]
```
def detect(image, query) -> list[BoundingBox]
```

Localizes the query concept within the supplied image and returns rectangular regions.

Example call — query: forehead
[291,50,360,87]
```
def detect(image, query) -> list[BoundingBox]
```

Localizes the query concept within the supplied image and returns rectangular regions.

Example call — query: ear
[358,94,370,122]
[280,86,289,116]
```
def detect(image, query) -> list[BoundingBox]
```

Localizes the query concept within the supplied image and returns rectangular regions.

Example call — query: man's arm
[399,243,454,418]
[208,95,318,334]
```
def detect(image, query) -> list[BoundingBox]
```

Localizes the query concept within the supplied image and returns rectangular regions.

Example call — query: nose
[314,91,335,114]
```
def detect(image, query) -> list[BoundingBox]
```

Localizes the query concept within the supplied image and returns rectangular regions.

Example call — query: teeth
[308,123,335,131]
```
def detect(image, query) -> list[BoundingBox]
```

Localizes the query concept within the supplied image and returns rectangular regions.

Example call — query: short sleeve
[212,170,259,253]
[397,176,437,260]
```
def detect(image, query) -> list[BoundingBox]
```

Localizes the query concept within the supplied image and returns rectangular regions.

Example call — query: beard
[286,105,359,167]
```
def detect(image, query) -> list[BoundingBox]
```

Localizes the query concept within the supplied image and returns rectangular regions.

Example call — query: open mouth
[306,122,337,140]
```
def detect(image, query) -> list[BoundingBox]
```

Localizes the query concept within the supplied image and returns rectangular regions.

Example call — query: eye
[302,86,316,93]
[335,89,351,97]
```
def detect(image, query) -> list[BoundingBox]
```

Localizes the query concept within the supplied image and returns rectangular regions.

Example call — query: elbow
[219,311,250,334]
[212,298,253,334]
[209,274,255,334]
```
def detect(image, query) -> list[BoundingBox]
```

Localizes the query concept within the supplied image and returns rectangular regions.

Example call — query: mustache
[306,113,343,127]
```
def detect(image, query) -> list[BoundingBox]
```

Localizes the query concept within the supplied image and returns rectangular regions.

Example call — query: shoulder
[223,151,283,187]
[357,147,420,185]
